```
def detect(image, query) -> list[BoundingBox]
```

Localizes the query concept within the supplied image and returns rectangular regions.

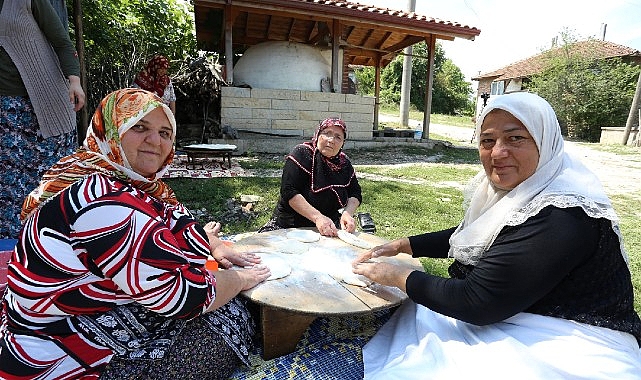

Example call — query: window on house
[490,81,504,95]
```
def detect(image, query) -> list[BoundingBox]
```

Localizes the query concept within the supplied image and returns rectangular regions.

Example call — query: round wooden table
[233,228,424,359]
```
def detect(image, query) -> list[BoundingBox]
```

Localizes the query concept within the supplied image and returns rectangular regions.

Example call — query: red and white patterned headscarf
[21,88,178,221]
[133,55,171,97]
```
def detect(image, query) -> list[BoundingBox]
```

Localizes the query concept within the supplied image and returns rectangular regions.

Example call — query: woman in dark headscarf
[132,55,176,114]
[259,117,362,237]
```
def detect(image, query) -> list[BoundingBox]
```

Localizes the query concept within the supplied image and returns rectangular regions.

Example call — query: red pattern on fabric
[133,55,171,97]
[1,174,215,378]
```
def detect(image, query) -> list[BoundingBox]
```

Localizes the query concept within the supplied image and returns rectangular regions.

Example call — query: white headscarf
[448,92,626,265]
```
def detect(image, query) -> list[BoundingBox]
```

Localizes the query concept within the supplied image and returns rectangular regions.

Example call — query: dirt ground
[248,118,641,200]
[375,115,641,200]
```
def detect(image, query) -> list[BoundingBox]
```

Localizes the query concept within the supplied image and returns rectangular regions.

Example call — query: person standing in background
[132,55,177,114]
[0,0,85,239]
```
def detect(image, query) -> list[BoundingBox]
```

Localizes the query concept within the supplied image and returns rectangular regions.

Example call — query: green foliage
[526,35,640,142]
[354,42,474,116]
[75,0,196,112]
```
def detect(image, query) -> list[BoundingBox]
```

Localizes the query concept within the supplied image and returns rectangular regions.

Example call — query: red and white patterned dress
[0,173,254,379]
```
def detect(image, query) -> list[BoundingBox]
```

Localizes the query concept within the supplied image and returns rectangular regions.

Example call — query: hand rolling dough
[337,230,374,249]
[260,255,292,280]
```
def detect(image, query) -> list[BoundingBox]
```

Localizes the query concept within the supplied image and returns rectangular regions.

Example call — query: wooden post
[422,36,436,140]
[622,69,641,145]
[224,4,234,85]
[331,19,341,93]
[72,0,88,143]
[374,55,382,131]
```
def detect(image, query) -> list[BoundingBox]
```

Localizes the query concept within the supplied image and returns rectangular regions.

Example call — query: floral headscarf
[133,55,171,97]
[21,88,178,221]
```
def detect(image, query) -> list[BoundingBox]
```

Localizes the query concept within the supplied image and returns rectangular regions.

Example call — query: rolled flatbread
[261,255,292,280]
[337,230,374,249]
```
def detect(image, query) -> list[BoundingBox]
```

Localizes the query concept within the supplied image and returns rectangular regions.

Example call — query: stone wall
[600,127,639,144]
[220,87,375,141]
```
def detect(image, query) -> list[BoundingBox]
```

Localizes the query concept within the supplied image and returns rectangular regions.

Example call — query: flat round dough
[261,255,292,280]
[286,229,321,243]
[341,274,371,287]
[337,230,374,249]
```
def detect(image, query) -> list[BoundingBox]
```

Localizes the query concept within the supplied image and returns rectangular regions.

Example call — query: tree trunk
[72,0,89,143]
[622,69,641,145]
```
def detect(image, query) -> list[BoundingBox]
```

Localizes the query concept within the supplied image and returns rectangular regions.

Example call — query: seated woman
[259,117,362,237]
[132,55,176,114]
[353,92,641,378]
[0,88,270,379]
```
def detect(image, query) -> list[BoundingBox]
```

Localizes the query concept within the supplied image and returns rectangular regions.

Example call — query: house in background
[471,39,641,121]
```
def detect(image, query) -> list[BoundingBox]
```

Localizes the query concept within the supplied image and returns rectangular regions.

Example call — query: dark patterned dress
[0,95,76,238]
[0,173,255,379]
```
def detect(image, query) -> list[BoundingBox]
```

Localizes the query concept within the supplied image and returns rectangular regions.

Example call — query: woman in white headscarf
[352,92,641,379]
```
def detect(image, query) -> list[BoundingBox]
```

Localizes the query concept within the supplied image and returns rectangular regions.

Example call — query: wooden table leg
[260,306,316,360]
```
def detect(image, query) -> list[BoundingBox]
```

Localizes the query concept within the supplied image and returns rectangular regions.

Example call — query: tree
[354,41,474,116]
[526,33,639,142]
[70,0,196,113]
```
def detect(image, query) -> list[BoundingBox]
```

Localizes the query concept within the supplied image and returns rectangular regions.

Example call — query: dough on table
[337,230,374,249]
[272,239,310,254]
[286,229,321,243]
[340,274,372,287]
[260,255,292,280]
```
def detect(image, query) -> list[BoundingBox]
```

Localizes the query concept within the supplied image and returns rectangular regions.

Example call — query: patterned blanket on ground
[228,309,393,380]
[163,154,245,179]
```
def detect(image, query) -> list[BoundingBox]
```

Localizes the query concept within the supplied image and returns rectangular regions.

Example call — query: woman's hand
[352,261,413,291]
[236,265,271,290]
[204,221,221,238]
[212,243,261,269]
[340,212,356,233]
[352,238,406,265]
[206,265,270,311]
[68,75,85,111]
[315,215,338,237]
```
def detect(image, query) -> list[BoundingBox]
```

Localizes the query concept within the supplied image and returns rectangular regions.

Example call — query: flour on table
[260,255,292,280]
[286,230,321,243]
[272,239,310,254]
[301,247,370,286]
[337,230,374,249]
[341,274,371,287]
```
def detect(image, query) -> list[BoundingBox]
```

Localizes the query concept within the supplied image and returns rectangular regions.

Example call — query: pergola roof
[194,0,480,67]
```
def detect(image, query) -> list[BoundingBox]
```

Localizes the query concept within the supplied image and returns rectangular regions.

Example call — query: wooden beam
[374,55,382,130]
[224,3,234,84]
[375,31,392,49]
[331,19,341,92]
[72,0,88,143]
[422,36,436,140]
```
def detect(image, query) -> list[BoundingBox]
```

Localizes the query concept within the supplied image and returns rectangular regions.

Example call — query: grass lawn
[165,120,641,314]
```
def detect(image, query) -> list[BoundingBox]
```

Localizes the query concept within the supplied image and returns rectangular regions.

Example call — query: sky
[358,0,641,83]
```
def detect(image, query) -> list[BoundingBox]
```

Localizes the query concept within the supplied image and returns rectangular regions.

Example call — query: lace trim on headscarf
[450,192,627,266]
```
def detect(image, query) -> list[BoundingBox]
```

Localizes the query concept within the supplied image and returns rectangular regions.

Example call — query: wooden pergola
[193,0,480,137]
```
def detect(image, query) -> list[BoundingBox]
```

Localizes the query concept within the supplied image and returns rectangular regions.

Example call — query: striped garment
[0,173,254,379]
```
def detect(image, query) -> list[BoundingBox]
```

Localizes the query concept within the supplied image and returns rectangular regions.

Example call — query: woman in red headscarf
[132,55,176,114]
[259,117,362,237]
[1,88,270,379]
